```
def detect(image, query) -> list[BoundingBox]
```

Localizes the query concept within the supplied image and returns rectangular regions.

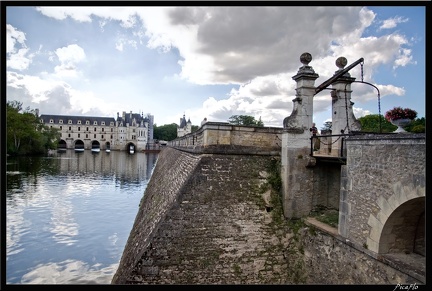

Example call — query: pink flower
[385,107,417,122]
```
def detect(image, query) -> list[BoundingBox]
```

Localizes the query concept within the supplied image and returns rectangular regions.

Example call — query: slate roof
[40,114,115,125]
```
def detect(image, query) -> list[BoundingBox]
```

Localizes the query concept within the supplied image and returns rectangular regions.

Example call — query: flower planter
[391,118,411,133]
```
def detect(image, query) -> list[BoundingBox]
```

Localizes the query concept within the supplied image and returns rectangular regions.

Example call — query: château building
[177,114,192,137]
[39,110,154,152]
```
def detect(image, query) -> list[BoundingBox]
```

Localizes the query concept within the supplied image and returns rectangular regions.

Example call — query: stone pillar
[281,53,319,219]
[330,57,362,156]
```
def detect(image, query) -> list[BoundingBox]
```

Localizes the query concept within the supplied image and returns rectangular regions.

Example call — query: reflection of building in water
[57,150,158,182]
[39,110,155,152]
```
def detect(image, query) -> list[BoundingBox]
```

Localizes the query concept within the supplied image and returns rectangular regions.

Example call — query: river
[5,149,158,284]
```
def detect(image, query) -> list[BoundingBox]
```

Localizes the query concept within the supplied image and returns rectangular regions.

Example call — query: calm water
[5,149,158,284]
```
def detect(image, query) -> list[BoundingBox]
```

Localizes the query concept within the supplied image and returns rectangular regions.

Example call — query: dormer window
[94,121,98,125]
[68,120,72,124]
[59,120,63,124]
[101,121,105,125]
[86,121,90,125]
[110,122,114,126]
[50,119,54,123]
[77,120,82,124]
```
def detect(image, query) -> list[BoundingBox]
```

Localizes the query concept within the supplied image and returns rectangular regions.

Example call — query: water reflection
[6,150,158,284]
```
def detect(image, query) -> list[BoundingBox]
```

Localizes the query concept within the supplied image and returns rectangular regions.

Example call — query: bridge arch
[57,139,67,150]
[367,181,425,255]
[126,142,136,154]
[74,139,85,151]
[91,140,100,149]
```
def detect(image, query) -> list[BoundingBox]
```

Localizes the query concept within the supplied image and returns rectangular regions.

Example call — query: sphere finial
[335,57,348,69]
[300,52,312,65]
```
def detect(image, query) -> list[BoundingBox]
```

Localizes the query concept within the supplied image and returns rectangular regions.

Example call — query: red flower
[385,107,417,122]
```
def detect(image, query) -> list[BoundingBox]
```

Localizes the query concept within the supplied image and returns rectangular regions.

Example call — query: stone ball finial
[300,52,312,65]
[336,57,348,69]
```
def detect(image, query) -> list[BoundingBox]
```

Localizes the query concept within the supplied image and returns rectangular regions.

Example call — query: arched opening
[91,140,101,153]
[57,139,67,151]
[105,142,111,152]
[127,143,135,154]
[379,197,425,255]
[74,140,85,152]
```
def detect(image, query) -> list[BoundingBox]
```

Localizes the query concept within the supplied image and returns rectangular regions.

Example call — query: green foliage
[153,123,178,141]
[358,114,396,133]
[267,158,282,192]
[358,114,425,133]
[191,125,199,133]
[320,121,332,131]
[7,100,60,156]
[228,115,264,127]
[309,205,338,228]
[404,117,425,133]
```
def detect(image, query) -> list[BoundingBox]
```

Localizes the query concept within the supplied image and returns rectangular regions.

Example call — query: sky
[4,4,427,130]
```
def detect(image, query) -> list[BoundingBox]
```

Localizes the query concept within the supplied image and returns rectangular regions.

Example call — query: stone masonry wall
[112,146,424,285]
[339,134,426,253]
[113,147,300,284]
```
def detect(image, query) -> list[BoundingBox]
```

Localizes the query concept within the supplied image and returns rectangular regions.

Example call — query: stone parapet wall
[169,122,283,153]
[339,133,426,253]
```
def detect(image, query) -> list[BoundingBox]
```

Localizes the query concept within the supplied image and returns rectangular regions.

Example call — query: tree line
[6,100,60,156]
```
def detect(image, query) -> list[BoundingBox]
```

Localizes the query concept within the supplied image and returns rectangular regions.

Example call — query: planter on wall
[391,118,411,133]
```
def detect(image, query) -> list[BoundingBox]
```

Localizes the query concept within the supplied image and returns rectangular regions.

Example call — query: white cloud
[379,16,409,30]
[6,24,32,70]
[6,6,423,128]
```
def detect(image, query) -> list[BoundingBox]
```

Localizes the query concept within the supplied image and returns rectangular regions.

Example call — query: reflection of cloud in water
[19,259,118,284]
[50,188,79,245]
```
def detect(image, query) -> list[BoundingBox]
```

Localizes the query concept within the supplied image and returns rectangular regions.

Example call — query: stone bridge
[111,53,425,284]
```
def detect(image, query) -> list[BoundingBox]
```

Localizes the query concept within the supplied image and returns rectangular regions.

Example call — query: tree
[6,100,60,156]
[357,114,396,133]
[227,115,264,127]
[320,121,332,132]
[404,117,425,133]
[191,125,199,133]
[153,123,178,141]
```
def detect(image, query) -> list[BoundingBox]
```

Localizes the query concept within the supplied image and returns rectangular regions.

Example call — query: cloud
[7,6,421,128]
[379,16,409,30]
[6,24,32,70]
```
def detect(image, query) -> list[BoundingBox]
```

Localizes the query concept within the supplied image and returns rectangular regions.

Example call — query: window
[59,120,63,124]
[69,126,71,130]
[86,120,89,125]
[68,120,72,124]
[102,128,104,132]
[78,127,80,131]
[78,120,82,124]
[86,134,88,138]
[78,133,80,138]
[111,128,113,132]
[111,135,113,139]
[94,121,97,125]
[50,119,54,123]
[110,122,114,126]
[94,134,96,138]
[60,126,62,130]
[86,127,89,131]
[102,121,105,125]
[94,128,97,131]
[101,135,104,139]
[68,134,71,137]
